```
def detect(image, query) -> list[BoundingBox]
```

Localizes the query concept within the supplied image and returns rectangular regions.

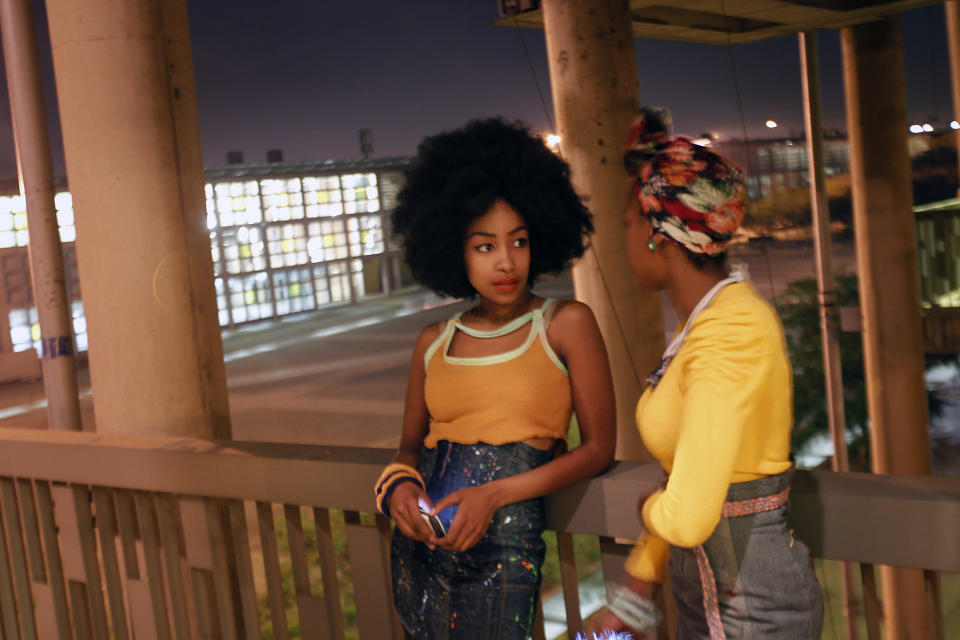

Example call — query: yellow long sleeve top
[625,282,794,583]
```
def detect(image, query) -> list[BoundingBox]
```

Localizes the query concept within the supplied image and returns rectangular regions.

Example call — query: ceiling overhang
[495,1,942,45]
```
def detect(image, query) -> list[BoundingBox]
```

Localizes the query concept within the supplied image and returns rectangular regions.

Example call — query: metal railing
[0,428,956,639]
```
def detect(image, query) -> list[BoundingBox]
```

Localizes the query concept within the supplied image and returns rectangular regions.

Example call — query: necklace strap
[453,298,551,339]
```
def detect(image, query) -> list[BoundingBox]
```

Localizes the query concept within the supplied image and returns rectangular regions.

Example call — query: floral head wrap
[624,110,746,256]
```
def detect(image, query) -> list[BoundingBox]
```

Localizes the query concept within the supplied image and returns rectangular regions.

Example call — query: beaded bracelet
[374,463,425,518]
[607,583,662,634]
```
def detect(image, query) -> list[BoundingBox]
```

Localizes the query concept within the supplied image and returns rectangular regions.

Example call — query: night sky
[0,2,952,178]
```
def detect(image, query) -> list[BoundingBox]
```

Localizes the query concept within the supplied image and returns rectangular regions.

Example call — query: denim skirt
[391,440,554,640]
[669,469,824,639]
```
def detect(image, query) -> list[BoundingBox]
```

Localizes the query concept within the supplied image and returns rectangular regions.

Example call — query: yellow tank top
[422,300,572,448]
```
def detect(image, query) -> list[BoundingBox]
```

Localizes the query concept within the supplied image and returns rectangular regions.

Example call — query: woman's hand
[388,481,440,549]
[432,483,502,552]
[591,610,650,639]
[589,574,659,639]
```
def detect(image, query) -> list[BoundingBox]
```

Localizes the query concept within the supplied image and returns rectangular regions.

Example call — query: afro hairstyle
[390,117,593,299]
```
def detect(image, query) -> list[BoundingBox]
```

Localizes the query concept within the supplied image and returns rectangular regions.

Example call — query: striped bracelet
[374,463,425,518]
[607,583,661,633]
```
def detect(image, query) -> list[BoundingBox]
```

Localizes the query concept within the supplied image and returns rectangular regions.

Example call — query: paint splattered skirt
[391,440,554,640]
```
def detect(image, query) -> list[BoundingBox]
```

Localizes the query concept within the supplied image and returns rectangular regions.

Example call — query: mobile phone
[419,510,446,537]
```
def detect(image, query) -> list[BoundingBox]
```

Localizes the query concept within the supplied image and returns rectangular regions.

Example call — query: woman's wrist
[607,581,661,633]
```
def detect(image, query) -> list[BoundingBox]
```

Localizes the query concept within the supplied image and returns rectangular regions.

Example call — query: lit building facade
[709,135,851,199]
[0,157,411,371]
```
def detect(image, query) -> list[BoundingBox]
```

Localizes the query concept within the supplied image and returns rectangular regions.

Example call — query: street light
[909,124,924,133]
[922,123,934,133]
[545,134,561,153]
[951,121,960,130]
[765,120,778,129]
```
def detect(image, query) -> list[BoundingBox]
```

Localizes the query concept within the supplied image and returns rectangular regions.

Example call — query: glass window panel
[215,183,230,198]
[322,203,343,216]
[54,192,73,209]
[367,200,381,213]
[13,212,27,230]
[261,179,283,194]
[219,211,235,227]
[344,201,357,214]
[366,186,379,200]
[352,273,365,296]
[0,231,17,248]
[16,229,28,246]
[287,178,301,191]
[343,188,355,202]
[59,226,76,243]
[290,206,304,220]
[229,182,244,197]
[232,196,246,211]
[57,207,75,226]
[0,212,12,231]
[245,181,259,196]
[205,184,214,198]
[306,205,321,218]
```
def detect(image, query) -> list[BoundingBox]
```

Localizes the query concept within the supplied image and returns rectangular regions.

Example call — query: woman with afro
[374,117,616,639]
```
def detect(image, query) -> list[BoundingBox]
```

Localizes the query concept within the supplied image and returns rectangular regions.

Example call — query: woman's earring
[647,238,657,253]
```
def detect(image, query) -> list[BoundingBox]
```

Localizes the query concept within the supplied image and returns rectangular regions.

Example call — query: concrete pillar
[541,0,664,461]
[947,1,960,196]
[44,0,231,438]
[0,0,81,430]
[840,16,931,639]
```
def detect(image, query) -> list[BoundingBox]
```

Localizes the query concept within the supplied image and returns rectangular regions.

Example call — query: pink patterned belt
[694,486,791,640]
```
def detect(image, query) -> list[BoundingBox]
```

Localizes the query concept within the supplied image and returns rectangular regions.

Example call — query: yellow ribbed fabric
[423,307,571,448]
[625,283,793,582]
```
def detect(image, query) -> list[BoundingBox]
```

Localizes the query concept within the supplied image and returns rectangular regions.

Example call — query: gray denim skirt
[669,468,824,639]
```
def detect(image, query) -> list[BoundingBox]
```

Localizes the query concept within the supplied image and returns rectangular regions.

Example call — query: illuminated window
[273,267,315,316]
[227,273,273,323]
[267,224,308,268]
[220,226,266,274]
[312,265,330,305]
[327,261,351,302]
[214,278,229,326]
[359,215,384,254]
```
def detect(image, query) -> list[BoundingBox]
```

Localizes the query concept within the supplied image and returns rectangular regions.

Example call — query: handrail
[0,427,956,639]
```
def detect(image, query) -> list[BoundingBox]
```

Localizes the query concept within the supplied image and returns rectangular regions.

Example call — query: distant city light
[765,120,778,129]
[545,134,561,152]
[951,120,960,130]
[910,124,924,133]
[692,137,712,146]
[922,123,934,132]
